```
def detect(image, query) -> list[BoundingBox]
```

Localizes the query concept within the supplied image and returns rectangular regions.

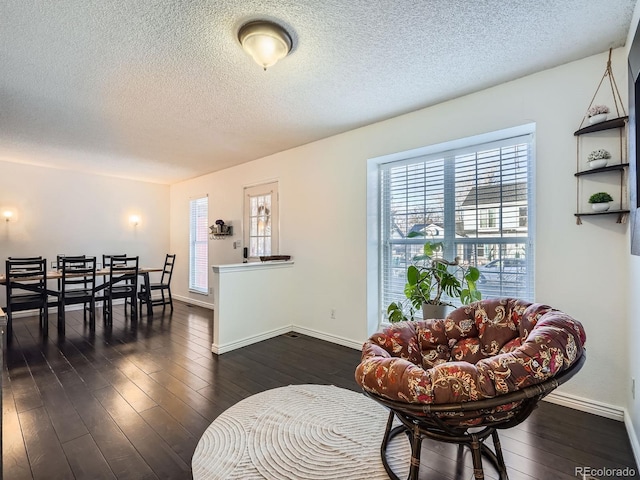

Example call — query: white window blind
[189,196,208,294]
[380,133,534,317]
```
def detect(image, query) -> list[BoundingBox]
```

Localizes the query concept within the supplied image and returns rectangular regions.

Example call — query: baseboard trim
[624,410,640,470]
[544,390,624,421]
[212,325,292,354]
[8,300,127,319]
[291,325,363,351]
[173,294,214,310]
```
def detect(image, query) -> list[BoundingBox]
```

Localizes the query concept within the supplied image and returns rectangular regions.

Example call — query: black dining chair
[57,256,97,333]
[139,254,176,314]
[101,254,127,311]
[103,256,139,324]
[4,257,48,339]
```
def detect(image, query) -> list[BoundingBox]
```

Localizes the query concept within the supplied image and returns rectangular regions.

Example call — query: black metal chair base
[380,411,508,480]
[364,356,587,480]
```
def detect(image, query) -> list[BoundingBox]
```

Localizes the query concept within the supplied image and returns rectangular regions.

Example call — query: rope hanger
[578,48,627,130]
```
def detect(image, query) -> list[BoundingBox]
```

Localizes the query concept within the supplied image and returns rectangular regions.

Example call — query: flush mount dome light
[238,20,292,70]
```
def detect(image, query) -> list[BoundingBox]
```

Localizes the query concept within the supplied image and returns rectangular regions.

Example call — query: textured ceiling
[0,0,637,184]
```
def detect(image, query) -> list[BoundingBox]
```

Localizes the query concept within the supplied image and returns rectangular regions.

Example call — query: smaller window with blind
[189,195,208,294]
[244,182,279,261]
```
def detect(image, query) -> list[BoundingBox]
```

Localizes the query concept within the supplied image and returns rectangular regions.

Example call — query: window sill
[189,289,209,296]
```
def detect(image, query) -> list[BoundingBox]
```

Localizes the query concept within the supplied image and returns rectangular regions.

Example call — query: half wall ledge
[212,260,294,274]
[211,261,295,354]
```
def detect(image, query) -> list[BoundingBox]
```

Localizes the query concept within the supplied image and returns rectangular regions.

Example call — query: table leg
[142,272,153,316]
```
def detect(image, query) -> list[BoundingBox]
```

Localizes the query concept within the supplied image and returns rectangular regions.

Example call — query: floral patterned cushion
[355,298,586,404]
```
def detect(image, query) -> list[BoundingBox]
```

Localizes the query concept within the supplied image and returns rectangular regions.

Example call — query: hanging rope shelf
[574,48,629,225]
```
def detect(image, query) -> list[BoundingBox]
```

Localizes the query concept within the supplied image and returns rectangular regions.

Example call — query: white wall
[171,48,630,408]
[0,160,170,305]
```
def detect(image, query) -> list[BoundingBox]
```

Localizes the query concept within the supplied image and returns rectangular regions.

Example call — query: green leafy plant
[588,192,613,204]
[386,237,481,323]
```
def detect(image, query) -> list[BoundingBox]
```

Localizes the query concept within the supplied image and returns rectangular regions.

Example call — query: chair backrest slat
[56,254,86,270]
[103,254,127,269]
[5,258,47,294]
[160,254,176,285]
[109,256,139,287]
[8,256,42,262]
[61,257,96,292]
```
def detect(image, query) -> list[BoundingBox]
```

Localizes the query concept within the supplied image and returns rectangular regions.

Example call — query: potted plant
[587,149,611,169]
[386,239,481,323]
[587,105,610,124]
[588,192,614,212]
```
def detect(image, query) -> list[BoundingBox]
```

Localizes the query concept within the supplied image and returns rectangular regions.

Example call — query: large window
[379,131,534,318]
[189,195,209,294]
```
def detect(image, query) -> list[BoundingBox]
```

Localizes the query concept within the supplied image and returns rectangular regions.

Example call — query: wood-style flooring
[2,301,638,480]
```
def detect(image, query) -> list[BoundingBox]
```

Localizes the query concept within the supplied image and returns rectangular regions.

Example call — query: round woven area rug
[192,384,410,479]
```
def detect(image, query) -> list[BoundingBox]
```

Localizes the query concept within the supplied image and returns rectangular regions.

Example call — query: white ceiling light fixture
[238,20,292,71]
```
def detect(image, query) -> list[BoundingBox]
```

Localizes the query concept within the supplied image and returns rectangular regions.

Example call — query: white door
[243,182,279,261]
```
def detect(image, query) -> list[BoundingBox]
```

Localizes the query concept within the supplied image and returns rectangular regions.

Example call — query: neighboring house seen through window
[189,195,209,294]
[379,130,534,319]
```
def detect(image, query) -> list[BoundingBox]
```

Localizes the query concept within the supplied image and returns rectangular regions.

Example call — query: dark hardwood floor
[2,301,638,480]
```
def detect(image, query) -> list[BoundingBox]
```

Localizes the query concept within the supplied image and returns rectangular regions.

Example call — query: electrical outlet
[330,309,336,319]
[633,378,636,399]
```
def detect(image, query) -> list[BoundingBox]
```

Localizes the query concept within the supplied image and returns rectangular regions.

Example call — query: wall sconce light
[3,210,14,222]
[129,215,140,226]
[238,20,292,70]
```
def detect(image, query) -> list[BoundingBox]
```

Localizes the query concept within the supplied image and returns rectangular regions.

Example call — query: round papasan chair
[355,298,586,480]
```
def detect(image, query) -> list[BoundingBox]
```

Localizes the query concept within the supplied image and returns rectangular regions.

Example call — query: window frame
[243,181,279,261]
[189,195,209,295]
[366,124,536,332]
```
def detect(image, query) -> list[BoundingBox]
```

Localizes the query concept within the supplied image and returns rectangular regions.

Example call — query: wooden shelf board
[574,116,628,135]
[574,209,630,225]
[574,209,629,216]
[575,163,629,176]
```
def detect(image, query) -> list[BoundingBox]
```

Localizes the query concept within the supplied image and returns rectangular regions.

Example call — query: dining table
[0,267,164,316]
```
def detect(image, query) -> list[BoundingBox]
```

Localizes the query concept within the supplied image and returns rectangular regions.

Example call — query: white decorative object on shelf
[588,113,608,124]
[587,105,610,124]
[588,192,614,212]
[586,148,611,169]
[588,159,608,169]
[591,202,611,212]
